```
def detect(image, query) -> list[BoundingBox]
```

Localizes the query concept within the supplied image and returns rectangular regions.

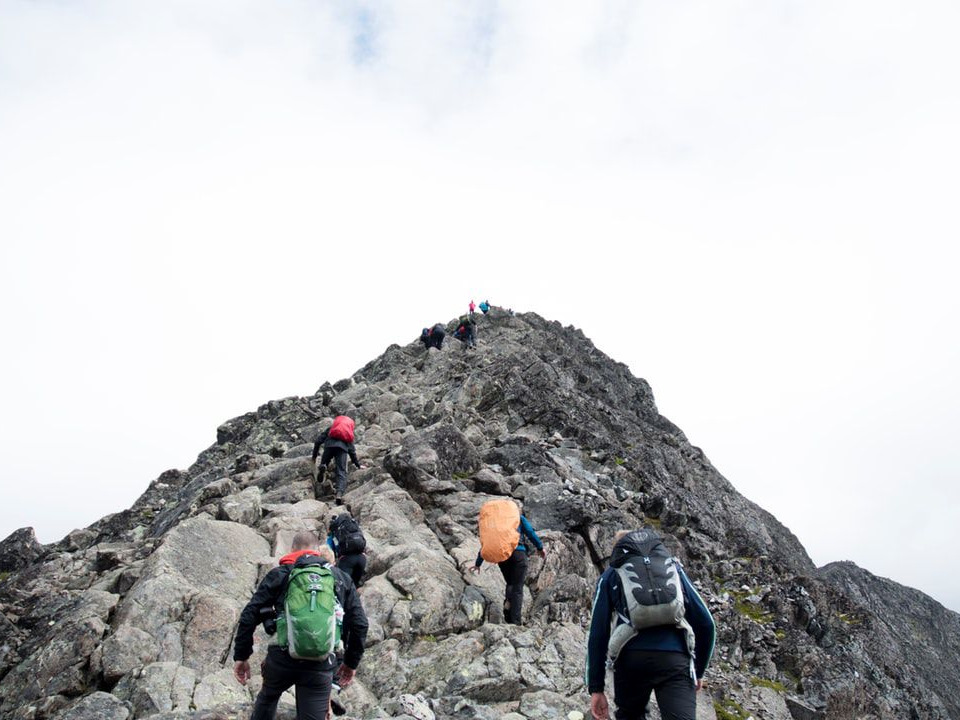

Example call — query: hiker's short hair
[612,530,631,549]
[291,530,320,551]
[316,545,336,565]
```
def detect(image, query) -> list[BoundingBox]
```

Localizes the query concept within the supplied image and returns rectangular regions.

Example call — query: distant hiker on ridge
[419,323,445,350]
[586,528,715,720]
[469,299,476,316]
[478,300,490,315]
[469,498,545,625]
[327,512,367,588]
[453,315,476,349]
[312,416,363,505]
[233,530,369,720]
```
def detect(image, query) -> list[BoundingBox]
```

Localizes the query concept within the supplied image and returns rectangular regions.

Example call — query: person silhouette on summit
[312,416,362,505]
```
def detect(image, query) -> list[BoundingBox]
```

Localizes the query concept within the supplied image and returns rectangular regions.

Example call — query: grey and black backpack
[607,529,695,661]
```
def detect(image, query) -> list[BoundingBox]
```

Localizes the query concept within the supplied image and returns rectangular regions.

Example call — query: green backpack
[276,563,339,661]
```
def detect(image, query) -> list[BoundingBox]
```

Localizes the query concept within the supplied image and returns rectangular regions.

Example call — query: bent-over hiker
[233,530,368,720]
[419,323,445,350]
[586,528,715,720]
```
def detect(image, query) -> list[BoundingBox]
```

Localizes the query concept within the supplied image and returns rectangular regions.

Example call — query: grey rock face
[0,311,957,719]
[54,692,131,720]
[0,527,43,573]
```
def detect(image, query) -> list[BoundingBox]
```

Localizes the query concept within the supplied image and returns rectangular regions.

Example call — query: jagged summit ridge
[0,310,957,719]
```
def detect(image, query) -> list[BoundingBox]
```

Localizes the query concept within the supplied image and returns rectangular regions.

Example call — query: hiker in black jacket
[419,323,445,350]
[453,316,476,349]
[327,512,367,588]
[233,531,369,720]
[312,416,362,505]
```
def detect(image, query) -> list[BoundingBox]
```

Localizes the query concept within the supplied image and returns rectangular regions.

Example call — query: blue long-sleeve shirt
[585,562,715,693]
[474,515,543,568]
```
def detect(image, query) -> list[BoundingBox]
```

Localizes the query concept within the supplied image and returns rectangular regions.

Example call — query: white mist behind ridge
[0,0,958,613]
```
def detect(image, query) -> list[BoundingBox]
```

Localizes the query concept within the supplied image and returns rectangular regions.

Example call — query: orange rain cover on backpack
[478,499,521,563]
[328,416,355,443]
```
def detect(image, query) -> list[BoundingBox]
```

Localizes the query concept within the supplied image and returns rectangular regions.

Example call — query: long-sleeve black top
[233,552,368,670]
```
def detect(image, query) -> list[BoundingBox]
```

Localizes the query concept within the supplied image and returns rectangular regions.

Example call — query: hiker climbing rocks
[419,323,445,350]
[312,416,362,505]
[453,316,476,349]
[469,499,545,625]
[478,300,490,315]
[233,530,369,720]
[585,528,716,720]
[327,512,367,588]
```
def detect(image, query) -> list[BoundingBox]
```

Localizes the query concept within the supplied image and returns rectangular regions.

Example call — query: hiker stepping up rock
[453,315,477,349]
[469,498,545,625]
[232,530,369,720]
[586,528,716,720]
[327,512,367,588]
[312,415,363,505]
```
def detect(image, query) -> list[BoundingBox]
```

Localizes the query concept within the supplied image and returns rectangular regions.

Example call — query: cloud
[0,0,958,610]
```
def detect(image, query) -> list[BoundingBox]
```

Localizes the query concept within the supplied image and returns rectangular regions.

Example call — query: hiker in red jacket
[312,416,362,505]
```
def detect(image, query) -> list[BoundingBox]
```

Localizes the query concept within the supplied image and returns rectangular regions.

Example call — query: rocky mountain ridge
[1,310,957,720]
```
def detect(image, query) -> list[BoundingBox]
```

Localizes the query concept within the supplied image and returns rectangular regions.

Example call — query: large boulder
[111,516,269,674]
[54,692,131,720]
[112,662,196,716]
[0,590,117,711]
[0,526,44,573]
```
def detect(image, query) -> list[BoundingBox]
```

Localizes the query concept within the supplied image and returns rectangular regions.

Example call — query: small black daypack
[332,515,366,555]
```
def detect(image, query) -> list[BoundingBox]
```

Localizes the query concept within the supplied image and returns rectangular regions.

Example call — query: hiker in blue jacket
[586,529,715,720]
[470,514,545,624]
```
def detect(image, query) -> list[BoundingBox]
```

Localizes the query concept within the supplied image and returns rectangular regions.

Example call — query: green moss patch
[714,698,750,720]
[751,677,787,693]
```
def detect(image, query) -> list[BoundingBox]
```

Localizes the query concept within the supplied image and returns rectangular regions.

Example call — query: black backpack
[332,515,366,555]
[607,529,693,661]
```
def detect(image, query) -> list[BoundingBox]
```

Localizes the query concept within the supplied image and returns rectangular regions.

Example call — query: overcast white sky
[1,1,957,611]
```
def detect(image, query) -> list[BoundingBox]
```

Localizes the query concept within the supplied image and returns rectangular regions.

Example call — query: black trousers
[337,552,367,587]
[250,646,333,720]
[498,549,528,624]
[612,649,696,720]
[320,447,350,496]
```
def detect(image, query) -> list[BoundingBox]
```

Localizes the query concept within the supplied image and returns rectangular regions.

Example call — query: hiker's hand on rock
[338,665,356,688]
[233,660,251,686]
[696,678,703,691]
[469,564,481,574]
[538,548,546,559]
